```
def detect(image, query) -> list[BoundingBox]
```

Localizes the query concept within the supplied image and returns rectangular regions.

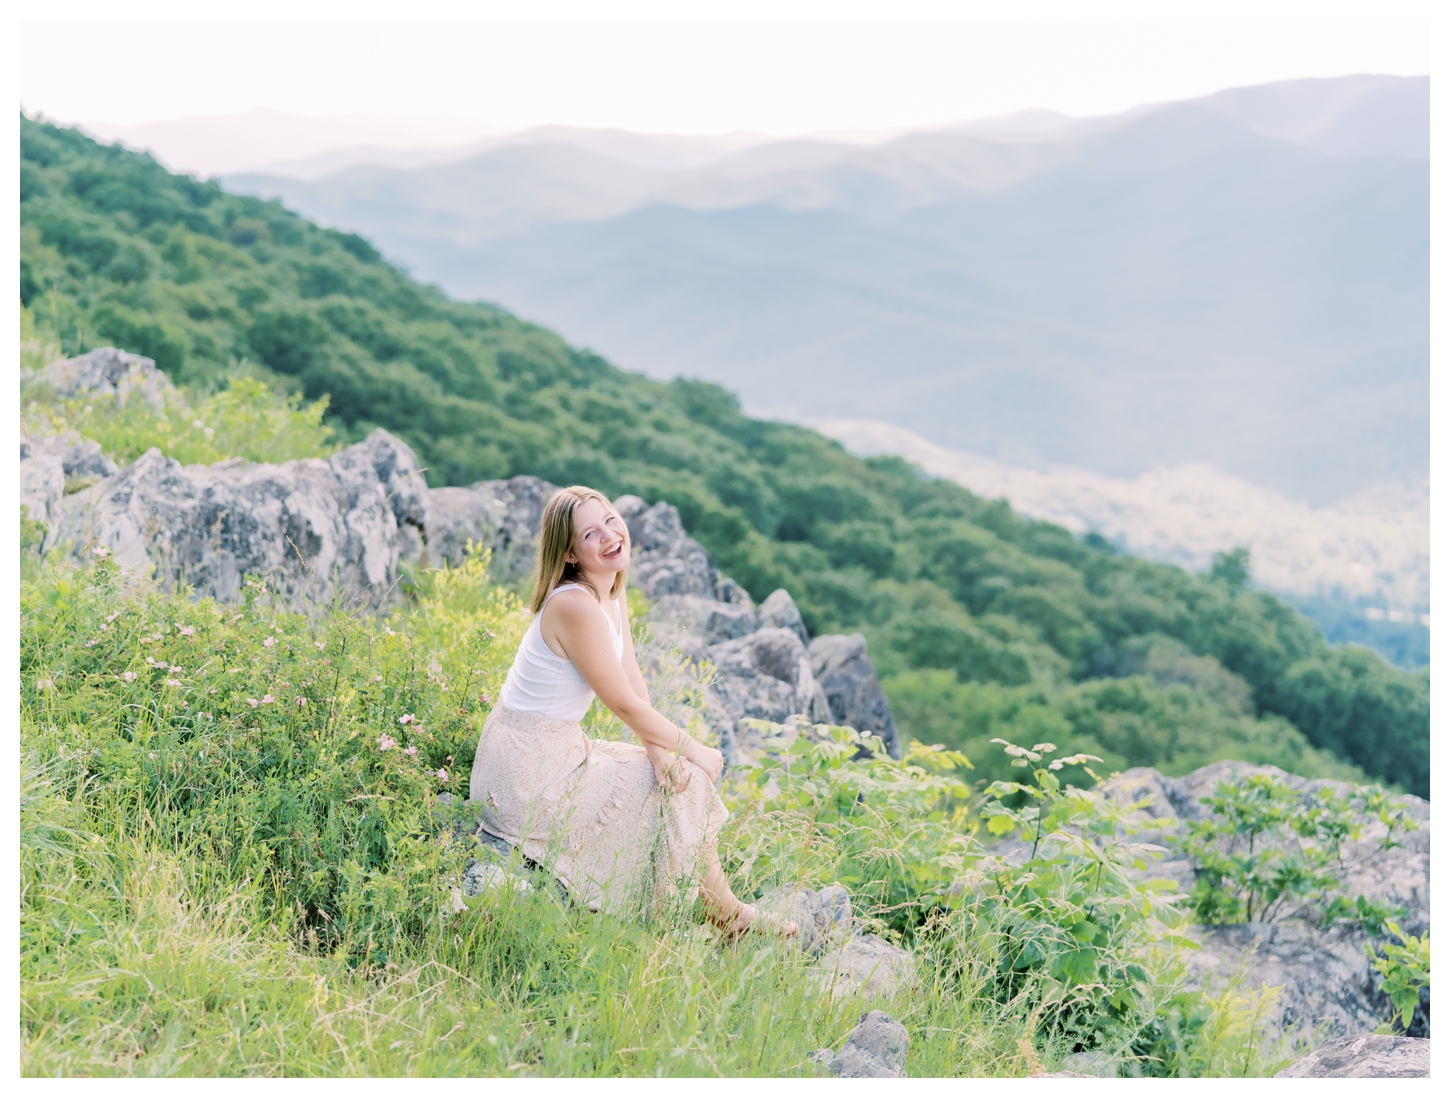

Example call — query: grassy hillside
[19,114,1428,797]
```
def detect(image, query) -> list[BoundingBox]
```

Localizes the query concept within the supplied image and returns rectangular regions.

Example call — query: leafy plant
[1368,922,1430,1031]
[1173,773,1417,925]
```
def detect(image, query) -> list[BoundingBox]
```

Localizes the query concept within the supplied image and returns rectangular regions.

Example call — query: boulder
[706,628,834,759]
[648,594,759,657]
[427,475,556,582]
[1274,1034,1429,1078]
[815,1010,910,1078]
[20,436,120,529]
[28,346,175,412]
[754,882,854,957]
[614,496,720,600]
[809,633,902,759]
[47,429,429,608]
[758,588,809,645]
[813,933,917,1001]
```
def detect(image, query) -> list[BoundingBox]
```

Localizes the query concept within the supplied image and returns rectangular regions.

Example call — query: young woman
[468,485,797,938]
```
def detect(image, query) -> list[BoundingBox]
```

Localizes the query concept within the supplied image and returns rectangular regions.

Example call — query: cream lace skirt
[467,704,728,915]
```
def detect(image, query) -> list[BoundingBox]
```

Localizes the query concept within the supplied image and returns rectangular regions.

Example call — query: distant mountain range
[224,75,1428,510]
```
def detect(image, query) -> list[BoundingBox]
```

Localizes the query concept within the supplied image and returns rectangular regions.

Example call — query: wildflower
[315,641,325,650]
[405,745,418,757]
[263,636,276,648]
[374,675,383,683]
[261,694,275,705]
[177,625,196,637]
[92,545,110,559]
[124,671,137,682]
[35,677,54,691]
[379,734,397,751]
[106,612,120,624]
[100,623,109,631]
[296,696,306,708]
[437,768,449,783]
[399,713,415,726]
[248,698,259,708]
[85,639,99,647]
[209,687,218,695]
[167,678,182,687]
[480,692,492,705]
[192,419,205,429]
[181,701,189,709]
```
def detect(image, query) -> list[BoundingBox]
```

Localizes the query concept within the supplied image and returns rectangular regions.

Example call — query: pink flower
[92,545,110,559]
[479,693,492,705]
[181,701,189,709]
[123,671,136,682]
[315,641,325,650]
[263,636,276,648]
[177,625,195,637]
[166,678,182,687]
[296,696,306,708]
[405,746,418,757]
[398,713,415,725]
[437,768,449,783]
[261,694,275,705]
[379,734,397,751]
[248,698,259,708]
[106,612,121,624]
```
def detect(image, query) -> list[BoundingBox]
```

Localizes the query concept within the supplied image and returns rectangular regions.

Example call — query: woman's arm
[544,591,723,783]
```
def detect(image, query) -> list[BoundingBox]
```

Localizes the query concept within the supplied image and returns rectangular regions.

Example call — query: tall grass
[20,549,1298,1077]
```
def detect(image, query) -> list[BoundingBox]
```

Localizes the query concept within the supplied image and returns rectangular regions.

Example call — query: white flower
[315,641,325,650]
[123,671,137,682]
[263,636,276,648]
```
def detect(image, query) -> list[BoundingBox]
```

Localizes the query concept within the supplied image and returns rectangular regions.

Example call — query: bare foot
[726,903,799,940]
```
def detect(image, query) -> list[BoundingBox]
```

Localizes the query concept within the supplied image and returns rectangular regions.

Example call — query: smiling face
[566,497,630,580]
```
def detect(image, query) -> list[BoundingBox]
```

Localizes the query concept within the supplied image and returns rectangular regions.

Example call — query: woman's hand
[686,741,724,785]
[648,746,690,793]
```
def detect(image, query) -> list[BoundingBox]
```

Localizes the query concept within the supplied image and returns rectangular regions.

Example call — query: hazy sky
[19,16,1433,136]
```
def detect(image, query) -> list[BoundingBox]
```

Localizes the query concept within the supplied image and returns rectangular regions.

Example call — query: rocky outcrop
[44,429,430,608]
[812,1011,909,1078]
[755,883,854,957]
[1098,761,1431,1046]
[27,346,175,412]
[26,392,902,761]
[815,933,918,1001]
[427,475,556,584]
[1274,1034,1429,1078]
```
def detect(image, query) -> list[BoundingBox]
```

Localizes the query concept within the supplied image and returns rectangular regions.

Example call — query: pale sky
[18,16,1433,137]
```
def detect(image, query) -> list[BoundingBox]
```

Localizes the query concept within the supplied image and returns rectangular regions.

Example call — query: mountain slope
[19,114,1428,795]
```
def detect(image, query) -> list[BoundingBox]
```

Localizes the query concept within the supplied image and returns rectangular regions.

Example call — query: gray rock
[29,346,174,412]
[826,1011,909,1078]
[650,594,759,651]
[428,475,556,583]
[706,628,834,758]
[755,882,855,957]
[814,933,917,1000]
[809,633,902,759]
[1274,1034,1429,1078]
[1185,921,1386,1044]
[614,496,720,600]
[462,858,532,897]
[758,588,809,645]
[20,436,120,529]
[47,429,429,608]
[715,577,754,609]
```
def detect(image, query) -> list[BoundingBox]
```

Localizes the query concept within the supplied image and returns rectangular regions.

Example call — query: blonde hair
[530,486,629,613]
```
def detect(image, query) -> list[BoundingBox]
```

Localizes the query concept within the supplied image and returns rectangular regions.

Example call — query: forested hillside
[19,115,1429,796]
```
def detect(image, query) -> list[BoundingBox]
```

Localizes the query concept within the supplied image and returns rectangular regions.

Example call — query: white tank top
[496,583,625,721]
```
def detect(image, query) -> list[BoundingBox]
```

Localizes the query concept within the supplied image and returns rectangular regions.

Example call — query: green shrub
[1368,922,1429,1031]
[1172,773,1417,925]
